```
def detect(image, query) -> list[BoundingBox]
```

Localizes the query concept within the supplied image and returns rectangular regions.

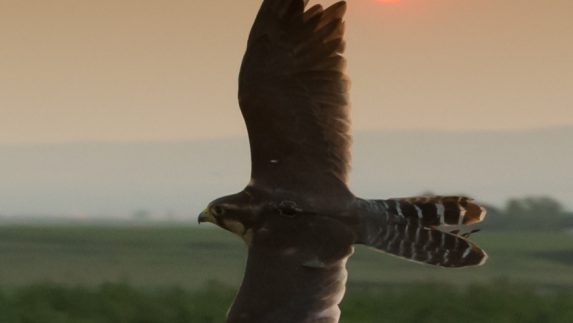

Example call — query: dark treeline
[483,196,573,231]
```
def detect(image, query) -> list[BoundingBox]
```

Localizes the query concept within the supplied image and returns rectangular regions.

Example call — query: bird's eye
[211,206,225,216]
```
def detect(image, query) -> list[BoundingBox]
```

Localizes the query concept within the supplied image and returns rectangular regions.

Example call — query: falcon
[198,1,487,322]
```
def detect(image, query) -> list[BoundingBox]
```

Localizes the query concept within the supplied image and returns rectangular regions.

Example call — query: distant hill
[0,127,571,219]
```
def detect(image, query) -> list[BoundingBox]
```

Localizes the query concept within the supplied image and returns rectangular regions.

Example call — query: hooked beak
[198,208,215,224]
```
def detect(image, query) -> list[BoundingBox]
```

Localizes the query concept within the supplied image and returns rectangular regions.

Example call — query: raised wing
[228,214,355,323]
[239,0,351,195]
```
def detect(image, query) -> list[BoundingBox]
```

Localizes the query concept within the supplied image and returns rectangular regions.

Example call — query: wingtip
[325,1,348,19]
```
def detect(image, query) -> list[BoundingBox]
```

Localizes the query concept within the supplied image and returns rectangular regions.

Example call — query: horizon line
[1,125,571,147]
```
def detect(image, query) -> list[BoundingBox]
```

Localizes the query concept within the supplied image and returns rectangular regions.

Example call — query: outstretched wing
[228,214,355,323]
[239,0,351,195]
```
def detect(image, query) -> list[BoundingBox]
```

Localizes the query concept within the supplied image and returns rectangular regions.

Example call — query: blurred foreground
[0,226,572,322]
[1,280,572,323]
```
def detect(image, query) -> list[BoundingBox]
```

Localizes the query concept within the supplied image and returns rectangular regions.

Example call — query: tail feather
[384,196,486,226]
[360,196,488,268]
[366,219,487,267]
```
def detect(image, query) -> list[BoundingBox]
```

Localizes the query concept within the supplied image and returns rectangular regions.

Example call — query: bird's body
[199,1,487,322]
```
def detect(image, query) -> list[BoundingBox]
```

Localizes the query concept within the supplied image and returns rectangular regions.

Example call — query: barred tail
[359,196,488,268]
[383,196,486,226]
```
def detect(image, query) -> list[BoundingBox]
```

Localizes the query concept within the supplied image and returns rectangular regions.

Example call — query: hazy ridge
[0,127,571,218]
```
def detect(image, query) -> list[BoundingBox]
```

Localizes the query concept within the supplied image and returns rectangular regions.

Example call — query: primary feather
[239,0,351,195]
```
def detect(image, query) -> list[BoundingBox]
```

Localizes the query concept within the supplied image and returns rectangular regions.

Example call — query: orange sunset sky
[1,0,572,144]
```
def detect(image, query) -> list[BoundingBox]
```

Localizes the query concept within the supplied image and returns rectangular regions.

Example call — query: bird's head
[198,191,259,243]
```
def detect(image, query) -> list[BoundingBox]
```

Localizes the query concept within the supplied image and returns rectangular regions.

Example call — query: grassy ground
[0,281,572,323]
[0,226,572,322]
[1,226,572,289]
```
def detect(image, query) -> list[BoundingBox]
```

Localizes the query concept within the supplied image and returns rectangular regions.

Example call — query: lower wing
[228,215,355,323]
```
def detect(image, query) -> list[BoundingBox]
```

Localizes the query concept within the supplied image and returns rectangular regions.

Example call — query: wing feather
[239,0,351,196]
[227,214,355,323]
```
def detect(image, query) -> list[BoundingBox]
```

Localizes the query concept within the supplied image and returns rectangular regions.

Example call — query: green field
[1,226,573,289]
[1,225,573,322]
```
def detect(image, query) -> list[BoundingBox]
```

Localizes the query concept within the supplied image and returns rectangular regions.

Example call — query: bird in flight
[198,1,487,322]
